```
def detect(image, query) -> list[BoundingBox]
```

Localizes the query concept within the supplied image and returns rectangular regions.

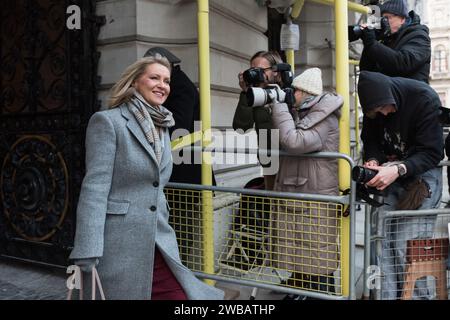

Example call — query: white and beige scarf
[128,91,175,164]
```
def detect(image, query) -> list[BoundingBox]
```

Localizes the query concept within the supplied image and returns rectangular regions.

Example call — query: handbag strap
[67,266,105,300]
[92,267,106,300]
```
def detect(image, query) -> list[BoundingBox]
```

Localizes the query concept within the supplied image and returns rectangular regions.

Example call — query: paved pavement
[0,237,365,301]
[0,259,67,300]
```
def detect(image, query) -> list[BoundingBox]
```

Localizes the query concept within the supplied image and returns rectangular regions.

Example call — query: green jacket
[232,92,272,133]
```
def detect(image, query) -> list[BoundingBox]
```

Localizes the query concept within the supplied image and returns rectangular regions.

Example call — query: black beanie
[381,0,409,18]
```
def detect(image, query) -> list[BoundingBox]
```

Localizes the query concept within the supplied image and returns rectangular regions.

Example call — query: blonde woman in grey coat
[69,56,224,300]
[270,68,343,300]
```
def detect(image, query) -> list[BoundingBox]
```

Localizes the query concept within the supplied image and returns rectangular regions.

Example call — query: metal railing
[166,149,357,300]
[366,208,450,300]
[362,161,450,300]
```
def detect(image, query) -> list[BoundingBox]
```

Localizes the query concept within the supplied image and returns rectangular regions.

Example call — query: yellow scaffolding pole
[286,50,295,72]
[335,0,352,299]
[197,0,214,285]
[291,0,305,18]
[308,0,371,14]
[285,0,305,69]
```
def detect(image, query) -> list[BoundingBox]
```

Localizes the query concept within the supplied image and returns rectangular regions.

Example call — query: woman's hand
[366,165,399,191]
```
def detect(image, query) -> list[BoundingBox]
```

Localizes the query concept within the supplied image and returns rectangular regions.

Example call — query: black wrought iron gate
[0,0,104,266]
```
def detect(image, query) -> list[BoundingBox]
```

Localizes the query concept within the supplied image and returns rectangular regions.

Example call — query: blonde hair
[108,55,171,108]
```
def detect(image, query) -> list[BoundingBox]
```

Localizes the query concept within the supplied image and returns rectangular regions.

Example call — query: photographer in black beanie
[350,0,431,83]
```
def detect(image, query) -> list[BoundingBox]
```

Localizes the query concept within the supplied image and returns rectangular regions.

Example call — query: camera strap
[355,185,385,207]
[342,187,385,208]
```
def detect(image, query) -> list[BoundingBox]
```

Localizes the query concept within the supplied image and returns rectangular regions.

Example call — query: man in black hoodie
[351,0,430,83]
[358,71,443,299]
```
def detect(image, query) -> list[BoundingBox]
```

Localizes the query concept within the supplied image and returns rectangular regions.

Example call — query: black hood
[358,70,441,116]
[407,10,429,33]
[358,71,399,113]
[408,10,422,26]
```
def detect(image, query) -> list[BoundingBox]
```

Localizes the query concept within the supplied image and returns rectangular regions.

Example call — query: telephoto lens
[246,85,287,107]
[351,165,378,183]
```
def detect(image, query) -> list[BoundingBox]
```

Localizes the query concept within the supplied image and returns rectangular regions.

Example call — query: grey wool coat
[270,93,343,275]
[69,104,224,300]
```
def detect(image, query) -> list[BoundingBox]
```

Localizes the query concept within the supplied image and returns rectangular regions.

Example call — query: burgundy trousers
[151,247,187,300]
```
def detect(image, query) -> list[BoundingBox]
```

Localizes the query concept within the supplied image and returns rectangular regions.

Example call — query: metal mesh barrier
[166,187,345,297]
[375,212,450,300]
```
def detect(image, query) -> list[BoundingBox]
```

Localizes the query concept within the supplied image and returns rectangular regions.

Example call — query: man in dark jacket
[358,71,443,300]
[352,0,431,83]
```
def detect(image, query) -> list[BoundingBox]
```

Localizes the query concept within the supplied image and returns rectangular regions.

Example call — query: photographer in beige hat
[270,67,343,300]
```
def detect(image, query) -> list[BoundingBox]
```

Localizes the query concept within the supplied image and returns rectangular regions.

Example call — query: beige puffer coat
[270,93,343,276]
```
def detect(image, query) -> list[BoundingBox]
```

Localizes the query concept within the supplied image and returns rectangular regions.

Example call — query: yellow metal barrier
[166,188,344,296]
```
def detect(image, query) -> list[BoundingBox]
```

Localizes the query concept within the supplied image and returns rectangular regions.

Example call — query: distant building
[427,0,450,108]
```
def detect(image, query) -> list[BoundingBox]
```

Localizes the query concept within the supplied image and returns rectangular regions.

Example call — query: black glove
[361,28,376,47]
[74,258,99,273]
[348,25,359,42]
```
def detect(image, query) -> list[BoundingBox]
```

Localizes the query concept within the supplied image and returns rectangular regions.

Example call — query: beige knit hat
[292,68,323,96]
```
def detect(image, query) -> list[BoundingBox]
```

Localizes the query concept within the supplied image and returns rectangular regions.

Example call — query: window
[433,45,447,73]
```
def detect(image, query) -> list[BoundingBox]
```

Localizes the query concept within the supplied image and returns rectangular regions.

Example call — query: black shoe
[282,294,307,300]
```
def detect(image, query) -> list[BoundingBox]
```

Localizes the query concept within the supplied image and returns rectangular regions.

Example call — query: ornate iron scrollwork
[1,136,69,242]
[0,0,104,265]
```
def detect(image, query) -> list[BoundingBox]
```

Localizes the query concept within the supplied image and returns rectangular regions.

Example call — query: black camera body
[352,165,384,206]
[243,63,294,87]
[244,63,295,108]
[352,165,378,184]
[243,68,266,87]
[350,2,390,42]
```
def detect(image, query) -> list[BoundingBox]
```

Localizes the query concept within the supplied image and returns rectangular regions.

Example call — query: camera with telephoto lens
[245,63,295,108]
[350,1,389,41]
[352,165,378,184]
